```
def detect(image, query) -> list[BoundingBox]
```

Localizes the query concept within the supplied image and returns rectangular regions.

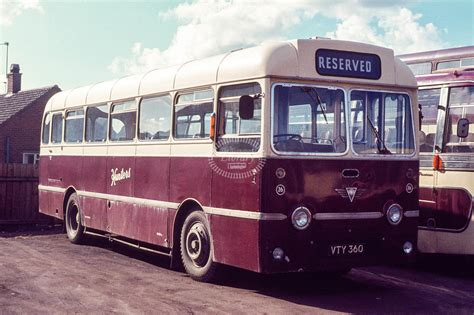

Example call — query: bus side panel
[209,215,260,272]
[38,155,52,217]
[169,157,211,205]
[107,155,135,235]
[134,156,170,246]
[209,167,262,272]
[81,155,108,231]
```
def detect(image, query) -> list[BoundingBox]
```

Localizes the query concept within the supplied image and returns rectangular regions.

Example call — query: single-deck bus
[399,46,474,76]
[39,39,419,282]
[410,68,474,256]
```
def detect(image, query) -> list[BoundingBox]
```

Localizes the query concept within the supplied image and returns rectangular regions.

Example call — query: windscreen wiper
[366,114,391,154]
[301,87,328,124]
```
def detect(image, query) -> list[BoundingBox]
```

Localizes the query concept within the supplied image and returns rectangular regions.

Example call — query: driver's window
[288,104,311,137]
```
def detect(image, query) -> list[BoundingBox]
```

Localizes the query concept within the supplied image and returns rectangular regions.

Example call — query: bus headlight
[386,204,403,225]
[291,207,311,230]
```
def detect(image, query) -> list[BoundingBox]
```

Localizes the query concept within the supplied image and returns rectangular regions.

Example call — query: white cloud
[109,0,446,75]
[0,0,43,26]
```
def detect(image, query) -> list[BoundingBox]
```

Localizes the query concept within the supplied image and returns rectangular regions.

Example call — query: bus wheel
[65,193,85,244]
[180,211,217,282]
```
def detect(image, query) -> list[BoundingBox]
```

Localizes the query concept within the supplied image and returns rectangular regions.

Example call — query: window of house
[42,113,51,144]
[418,88,441,152]
[139,95,171,141]
[86,104,108,142]
[110,100,137,142]
[51,113,63,144]
[174,90,214,139]
[65,109,84,143]
[216,83,261,152]
[22,152,39,165]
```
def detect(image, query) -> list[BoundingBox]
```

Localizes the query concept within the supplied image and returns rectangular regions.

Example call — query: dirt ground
[0,230,473,314]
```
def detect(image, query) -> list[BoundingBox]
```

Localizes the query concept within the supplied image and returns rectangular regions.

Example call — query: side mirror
[239,95,254,120]
[457,118,469,138]
[418,104,424,131]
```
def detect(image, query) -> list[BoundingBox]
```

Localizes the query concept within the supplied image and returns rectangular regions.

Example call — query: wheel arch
[63,186,78,220]
[170,198,205,270]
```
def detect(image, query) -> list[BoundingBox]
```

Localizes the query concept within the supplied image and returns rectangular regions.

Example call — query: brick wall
[0,89,59,164]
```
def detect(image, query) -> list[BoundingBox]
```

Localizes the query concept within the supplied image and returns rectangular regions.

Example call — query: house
[0,64,60,164]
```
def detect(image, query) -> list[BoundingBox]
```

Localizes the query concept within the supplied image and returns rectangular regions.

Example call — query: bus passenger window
[444,86,474,153]
[42,113,51,144]
[51,113,63,144]
[65,110,85,143]
[407,62,432,76]
[418,88,440,153]
[217,83,261,152]
[86,104,108,142]
[436,60,461,70]
[139,95,171,140]
[110,100,137,142]
[174,90,214,139]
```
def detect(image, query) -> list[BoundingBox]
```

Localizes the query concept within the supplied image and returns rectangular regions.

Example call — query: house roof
[0,85,60,126]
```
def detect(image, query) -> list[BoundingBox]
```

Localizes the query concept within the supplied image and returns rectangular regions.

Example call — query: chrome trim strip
[203,206,287,220]
[38,185,66,193]
[404,210,420,218]
[38,185,287,221]
[313,212,383,220]
[77,190,180,210]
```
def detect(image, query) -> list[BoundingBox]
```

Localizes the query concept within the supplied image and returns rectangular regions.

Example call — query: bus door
[418,87,447,232]
[434,85,474,233]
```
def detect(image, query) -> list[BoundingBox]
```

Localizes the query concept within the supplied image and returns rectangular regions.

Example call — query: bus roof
[46,39,416,111]
[416,68,474,87]
[399,46,474,64]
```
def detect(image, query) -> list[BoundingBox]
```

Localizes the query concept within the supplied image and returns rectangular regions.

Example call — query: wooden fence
[0,163,50,225]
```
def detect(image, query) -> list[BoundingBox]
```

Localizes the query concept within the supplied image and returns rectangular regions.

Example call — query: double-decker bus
[39,39,419,282]
[399,46,474,76]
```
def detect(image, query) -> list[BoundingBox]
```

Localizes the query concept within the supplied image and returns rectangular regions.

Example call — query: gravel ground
[0,231,473,314]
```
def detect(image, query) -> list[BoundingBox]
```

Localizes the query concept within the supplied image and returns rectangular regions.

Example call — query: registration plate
[329,243,365,256]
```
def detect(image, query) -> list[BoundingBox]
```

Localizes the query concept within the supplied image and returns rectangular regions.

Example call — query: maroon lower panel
[80,196,108,232]
[419,187,472,231]
[209,215,260,272]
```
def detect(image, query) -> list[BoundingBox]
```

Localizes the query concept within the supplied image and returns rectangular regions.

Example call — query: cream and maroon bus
[400,48,474,257]
[39,39,419,282]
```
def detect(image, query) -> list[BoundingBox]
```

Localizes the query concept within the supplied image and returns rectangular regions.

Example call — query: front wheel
[65,193,85,244]
[180,211,217,282]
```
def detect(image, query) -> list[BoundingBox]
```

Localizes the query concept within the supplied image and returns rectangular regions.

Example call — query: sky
[0,0,473,92]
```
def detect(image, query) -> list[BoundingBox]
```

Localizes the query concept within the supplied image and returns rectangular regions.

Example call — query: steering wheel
[273,133,303,141]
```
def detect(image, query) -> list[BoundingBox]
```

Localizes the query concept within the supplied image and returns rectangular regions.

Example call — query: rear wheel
[65,193,85,244]
[180,211,217,282]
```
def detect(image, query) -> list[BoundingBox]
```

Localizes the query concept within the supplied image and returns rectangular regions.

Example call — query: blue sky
[0,0,472,92]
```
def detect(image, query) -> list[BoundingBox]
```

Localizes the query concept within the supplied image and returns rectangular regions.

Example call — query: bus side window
[110,100,137,142]
[65,109,85,143]
[42,113,51,144]
[174,90,214,139]
[217,83,262,152]
[443,86,474,153]
[86,104,108,142]
[51,113,63,144]
[418,88,441,153]
[139,95,171,141]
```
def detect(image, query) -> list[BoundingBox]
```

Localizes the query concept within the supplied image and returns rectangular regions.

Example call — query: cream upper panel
[140,65,181,96]
[111,74,144,101]
[44,38,416,114]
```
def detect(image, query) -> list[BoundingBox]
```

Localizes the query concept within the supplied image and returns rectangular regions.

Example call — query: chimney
[7,64,21,94]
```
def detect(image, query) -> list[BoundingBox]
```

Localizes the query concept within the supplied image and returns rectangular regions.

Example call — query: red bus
[39,39,419,282]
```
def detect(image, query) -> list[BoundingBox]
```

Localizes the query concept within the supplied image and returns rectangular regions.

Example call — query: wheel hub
[186,222,209,267]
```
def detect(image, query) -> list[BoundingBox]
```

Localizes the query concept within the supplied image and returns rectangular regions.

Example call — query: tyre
[180,211,217,282]
[65,193,85,244]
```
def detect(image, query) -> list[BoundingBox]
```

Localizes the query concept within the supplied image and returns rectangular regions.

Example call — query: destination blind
[315,49,382,80]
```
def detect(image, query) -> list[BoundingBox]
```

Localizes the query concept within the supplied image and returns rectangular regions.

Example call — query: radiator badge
[335,187,365,203]
[111,168,131,186]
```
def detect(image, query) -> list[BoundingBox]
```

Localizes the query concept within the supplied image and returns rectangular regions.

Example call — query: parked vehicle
[39,39,419,281]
